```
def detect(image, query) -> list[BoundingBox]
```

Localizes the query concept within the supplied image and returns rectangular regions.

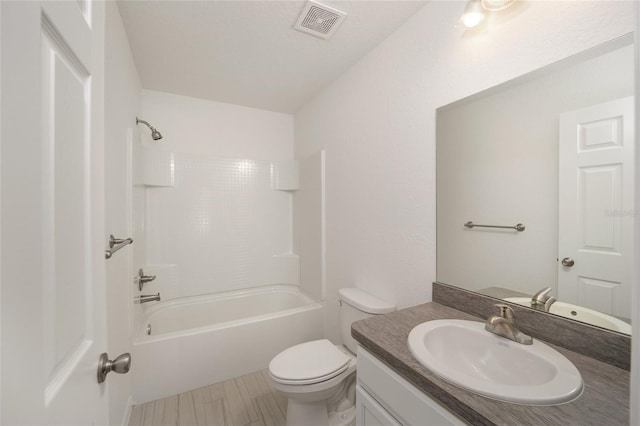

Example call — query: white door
[1,1,110,424]
[558,97,634,319]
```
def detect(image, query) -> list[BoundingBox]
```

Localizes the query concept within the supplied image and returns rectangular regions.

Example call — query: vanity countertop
[351,302,629,426]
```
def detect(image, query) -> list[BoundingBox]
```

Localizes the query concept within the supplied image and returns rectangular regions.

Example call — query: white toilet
[268,288,395,426]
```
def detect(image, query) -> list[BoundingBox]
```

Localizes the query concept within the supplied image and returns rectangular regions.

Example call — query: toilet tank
[338,288,395,354]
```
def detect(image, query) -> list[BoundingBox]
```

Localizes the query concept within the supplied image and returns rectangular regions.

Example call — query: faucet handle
[531,287,555,311]
[138,268,157,291]
[493,304,515,320]
[486,304,532,345]
[532,287,552,301]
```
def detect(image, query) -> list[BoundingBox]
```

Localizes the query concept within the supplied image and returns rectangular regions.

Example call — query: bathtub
[132,285,323,403]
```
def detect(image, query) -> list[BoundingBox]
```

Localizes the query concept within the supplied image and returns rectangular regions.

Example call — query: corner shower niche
[134,146,302,302]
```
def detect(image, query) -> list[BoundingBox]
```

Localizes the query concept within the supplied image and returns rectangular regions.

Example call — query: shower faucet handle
[138,268,157,291]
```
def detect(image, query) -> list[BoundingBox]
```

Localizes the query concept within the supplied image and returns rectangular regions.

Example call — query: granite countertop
[351,302,630,426]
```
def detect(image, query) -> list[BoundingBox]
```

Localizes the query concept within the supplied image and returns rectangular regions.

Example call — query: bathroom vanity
[351,300,630,425]
[356,348,464,425]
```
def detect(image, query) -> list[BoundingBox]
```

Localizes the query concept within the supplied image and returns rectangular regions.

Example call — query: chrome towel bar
[464,221,525,232]
[105,235,134,259]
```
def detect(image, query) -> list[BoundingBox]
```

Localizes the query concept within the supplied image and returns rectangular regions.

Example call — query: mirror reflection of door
[558,97,634,319]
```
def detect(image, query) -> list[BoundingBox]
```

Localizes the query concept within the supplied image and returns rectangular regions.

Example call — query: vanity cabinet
[356,385,402,426]
[356,347,465,426]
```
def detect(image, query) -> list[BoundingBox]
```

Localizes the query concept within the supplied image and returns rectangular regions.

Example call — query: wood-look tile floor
[129,369,287,426]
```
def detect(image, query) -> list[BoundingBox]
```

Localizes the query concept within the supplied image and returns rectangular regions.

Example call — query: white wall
[294,1,636,344]
[141,90,293,159]
[137,91,297,299]
[104,2,142,423]
[294,151,326,301]
[437,44,634,295]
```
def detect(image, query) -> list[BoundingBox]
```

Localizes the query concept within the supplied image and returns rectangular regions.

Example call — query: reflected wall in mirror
[436,36,634,335]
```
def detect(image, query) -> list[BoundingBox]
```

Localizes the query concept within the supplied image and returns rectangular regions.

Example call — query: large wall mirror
[436,35,634,335]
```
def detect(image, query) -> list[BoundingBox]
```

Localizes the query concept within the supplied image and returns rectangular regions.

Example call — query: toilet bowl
[268,288,395,426]
[269,339,357,426]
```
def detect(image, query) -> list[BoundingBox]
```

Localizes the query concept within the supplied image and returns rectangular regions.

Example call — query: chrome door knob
[561,257,575,267]
[97,352,131,384]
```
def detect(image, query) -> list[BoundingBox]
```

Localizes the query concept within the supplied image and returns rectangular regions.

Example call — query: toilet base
[285,399,355,426]
[286,398,329,426]
[329,405,355,426]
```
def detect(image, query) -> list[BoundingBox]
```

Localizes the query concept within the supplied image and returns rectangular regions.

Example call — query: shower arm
[136,117,163,140]
[136,117,154,130]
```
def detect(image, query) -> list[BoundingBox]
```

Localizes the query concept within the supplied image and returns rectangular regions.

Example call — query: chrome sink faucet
[485,304,533,345]
[531,287,556,312]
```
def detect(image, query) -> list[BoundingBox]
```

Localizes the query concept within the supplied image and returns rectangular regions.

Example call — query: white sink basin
[504,297,631,334]
[408,319,583,405]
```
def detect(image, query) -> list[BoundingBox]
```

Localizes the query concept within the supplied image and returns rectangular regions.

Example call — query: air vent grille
[294,1,347,40]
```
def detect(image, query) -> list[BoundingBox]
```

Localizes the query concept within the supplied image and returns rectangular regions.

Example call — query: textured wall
[141,90,293,159]
[294,1,636,343]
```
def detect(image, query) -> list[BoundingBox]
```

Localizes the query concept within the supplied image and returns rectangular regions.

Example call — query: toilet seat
[269,339,351,385]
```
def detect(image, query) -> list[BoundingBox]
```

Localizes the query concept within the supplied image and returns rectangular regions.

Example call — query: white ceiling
[117,1,427,113]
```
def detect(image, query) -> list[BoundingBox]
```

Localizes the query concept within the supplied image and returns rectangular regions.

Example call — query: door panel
[578,165,621,253]
[41,19,92,405]
[1,1,108,424]
[578,277,621,314]
[558,97,634,319]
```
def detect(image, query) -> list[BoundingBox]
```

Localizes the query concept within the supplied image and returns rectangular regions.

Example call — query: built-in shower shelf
[271,160,299,191]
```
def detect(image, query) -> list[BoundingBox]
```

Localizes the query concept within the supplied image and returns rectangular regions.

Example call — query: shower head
[150,129,162,141]
[136,117,163,140]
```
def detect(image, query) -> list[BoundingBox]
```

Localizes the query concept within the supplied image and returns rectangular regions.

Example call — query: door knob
[561,257,575,267]
[97,352,131,384]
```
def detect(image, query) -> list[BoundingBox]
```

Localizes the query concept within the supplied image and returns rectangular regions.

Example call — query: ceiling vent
[294,0,347,40]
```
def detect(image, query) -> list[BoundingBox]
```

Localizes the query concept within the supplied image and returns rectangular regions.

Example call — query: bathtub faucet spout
[136,293,161,304]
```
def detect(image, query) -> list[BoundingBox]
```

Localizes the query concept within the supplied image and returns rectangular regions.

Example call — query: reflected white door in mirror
[558,97,634,320]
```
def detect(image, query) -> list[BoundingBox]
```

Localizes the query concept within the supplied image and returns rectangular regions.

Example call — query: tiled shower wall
[145,152,297,298]
[133,90,306,302]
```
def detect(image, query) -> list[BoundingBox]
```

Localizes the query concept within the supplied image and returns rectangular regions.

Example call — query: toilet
[268,288,395,426]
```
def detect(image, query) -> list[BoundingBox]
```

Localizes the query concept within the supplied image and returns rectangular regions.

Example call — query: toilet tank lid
[338,288,395,314]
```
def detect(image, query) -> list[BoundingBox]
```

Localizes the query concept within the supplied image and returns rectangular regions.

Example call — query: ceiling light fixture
[481,0,515,12]
[458,0,516,29]
[459,0,485,29]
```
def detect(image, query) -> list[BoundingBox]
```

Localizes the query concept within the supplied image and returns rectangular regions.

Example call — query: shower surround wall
[145,154,297,298]
[136,90,297,300]
[130,91,327,402]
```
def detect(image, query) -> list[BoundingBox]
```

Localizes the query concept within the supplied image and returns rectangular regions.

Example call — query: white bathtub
[132,285,323,403]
